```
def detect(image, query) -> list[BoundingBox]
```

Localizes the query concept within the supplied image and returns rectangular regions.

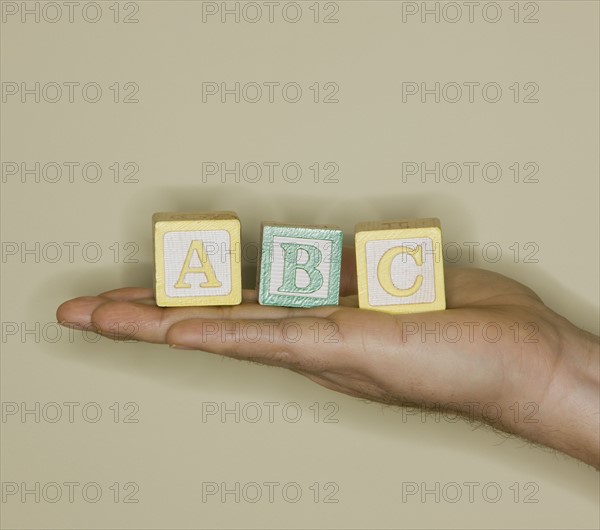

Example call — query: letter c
[377,245,423,297]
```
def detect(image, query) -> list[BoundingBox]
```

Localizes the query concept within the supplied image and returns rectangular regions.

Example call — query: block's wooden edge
[261,221,341,231]
[359,300,446,314]
[155,292,243,307]
[259,293,339,308]
[261,225,343,239]
[154,219,241,237]
[355,218,441,233]
[153,211,239,224]
[353,227,443,245]
[354,236,369,311]
[432,243,446,312]
[152,215,160,304]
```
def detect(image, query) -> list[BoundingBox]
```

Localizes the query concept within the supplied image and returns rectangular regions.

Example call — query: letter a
[174,240,222,289]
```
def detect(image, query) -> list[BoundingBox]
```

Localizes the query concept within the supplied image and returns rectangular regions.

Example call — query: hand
[57,247,599,468]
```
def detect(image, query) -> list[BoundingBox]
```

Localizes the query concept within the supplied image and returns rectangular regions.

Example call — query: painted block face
[258,223,343,307]
[153,212,242,307]
[355,218,446,314]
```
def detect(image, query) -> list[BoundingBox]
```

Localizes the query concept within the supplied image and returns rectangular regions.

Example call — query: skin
[56,247,600,469]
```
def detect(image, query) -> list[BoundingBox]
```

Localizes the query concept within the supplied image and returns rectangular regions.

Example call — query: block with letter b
[355,218,446,314]
[153,211,242,307]
[257,223,343,308]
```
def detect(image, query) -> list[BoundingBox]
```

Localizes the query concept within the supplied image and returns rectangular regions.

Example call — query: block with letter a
[257,222,343,308]
[355,218,446,314]
[153,211,242,307]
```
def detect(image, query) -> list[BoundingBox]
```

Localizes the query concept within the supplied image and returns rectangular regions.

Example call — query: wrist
[511,325,599,468]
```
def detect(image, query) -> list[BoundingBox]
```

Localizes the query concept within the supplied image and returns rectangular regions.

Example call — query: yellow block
[153,211,242,307]
[355,218,446,314]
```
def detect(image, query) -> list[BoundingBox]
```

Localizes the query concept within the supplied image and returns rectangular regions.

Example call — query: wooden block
[153,211,242,307]
[257,222,343,307]
[355,218,446,314]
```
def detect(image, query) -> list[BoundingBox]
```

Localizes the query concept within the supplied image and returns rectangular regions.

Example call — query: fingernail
[169,344,195,350]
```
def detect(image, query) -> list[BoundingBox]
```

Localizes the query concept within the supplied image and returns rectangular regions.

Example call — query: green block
[257,223,343,308]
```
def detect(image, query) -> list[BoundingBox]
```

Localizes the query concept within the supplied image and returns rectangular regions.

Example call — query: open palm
[57,247,598,466]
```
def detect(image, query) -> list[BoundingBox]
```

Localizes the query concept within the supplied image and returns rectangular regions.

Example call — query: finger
[444,268,543,308]
[98,287,258,304]
[85,300,342,343]
[98,287,154,301]
[57,287,260,327]
[57,296,107,329]
[167,317,343,372]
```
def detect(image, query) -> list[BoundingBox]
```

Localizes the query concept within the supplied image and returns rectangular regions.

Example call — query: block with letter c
[355,218,446,314]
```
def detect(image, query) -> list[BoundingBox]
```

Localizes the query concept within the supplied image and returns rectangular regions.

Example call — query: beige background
[1,0,598,528]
